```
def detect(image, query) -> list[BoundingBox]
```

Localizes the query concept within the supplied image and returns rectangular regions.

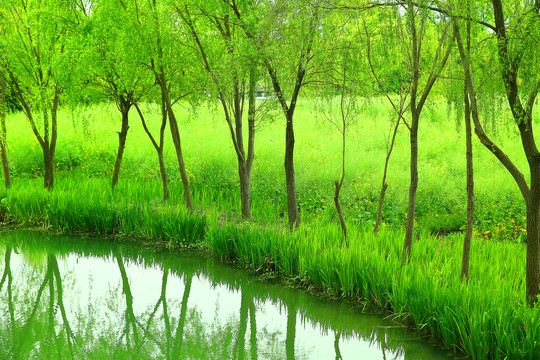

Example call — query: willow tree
[0,0,81,189]
[82,0,153,191]
[228,0,323,229]
[398,2,454,263]
[132,0,198,213]
[362,11,410,236]
[315,11,367,242]
[177,0,259,219]
[452,0,540,304]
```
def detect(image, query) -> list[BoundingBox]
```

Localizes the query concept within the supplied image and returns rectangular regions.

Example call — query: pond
[0,231,461,359]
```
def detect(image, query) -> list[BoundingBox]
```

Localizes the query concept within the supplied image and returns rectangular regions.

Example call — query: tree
[177,0,258,219]
[133,0,196,213]
[135,100,171,200]
[82,0,153,191]
[229,0,323,229]
[363,12,410,236]
[316,27,363,243]
[0,0,82,190]
[399,2,454,263]
[452,0,540,304]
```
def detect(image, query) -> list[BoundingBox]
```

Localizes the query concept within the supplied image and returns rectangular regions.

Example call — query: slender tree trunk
[0,78,11,188]
[526,175,540,304]
[161,86,193,213]
[239,163,251,220]
[374,117,401,236]
[462,84,474,282]
[334,181,347,243]
[402,2,420,264]
[158,150,169,200]
[43,145,54,190]
[112,109,130,191]
[135,102,169,200]
[285,113,300,230]
[403,116,419,263]
[238,66,257,220]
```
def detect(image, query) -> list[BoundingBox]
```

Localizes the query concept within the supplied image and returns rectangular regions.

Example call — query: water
[0,231,461,359]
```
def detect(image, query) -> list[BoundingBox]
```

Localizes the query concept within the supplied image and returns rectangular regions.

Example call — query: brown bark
[402,116,418,264]
[462,84,474,282]
[462,18,474,282]
[0,77,11,188]
[111,101,130,191]
[163,86,193,213]
[42,90,59,191]
[43,146,54,190]
[135,102,169,200]
[526,179,540,304]
[334,181,347,243]
[284,113,300,230]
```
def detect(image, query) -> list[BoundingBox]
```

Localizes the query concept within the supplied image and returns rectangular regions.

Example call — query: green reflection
[0,231,460,359]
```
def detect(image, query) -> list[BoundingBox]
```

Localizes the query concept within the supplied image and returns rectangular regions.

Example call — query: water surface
[0,231,461,359]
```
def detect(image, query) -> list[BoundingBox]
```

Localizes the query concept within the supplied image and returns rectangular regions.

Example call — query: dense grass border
[1,179,538,359]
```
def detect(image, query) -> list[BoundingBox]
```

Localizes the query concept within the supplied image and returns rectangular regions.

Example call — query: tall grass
[4,98,532,239]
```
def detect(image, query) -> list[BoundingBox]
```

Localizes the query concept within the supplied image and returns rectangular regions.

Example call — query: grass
[1,97,540,358]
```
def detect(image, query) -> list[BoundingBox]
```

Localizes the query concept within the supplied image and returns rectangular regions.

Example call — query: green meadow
[2,98,540,359]
[5,98,535,238]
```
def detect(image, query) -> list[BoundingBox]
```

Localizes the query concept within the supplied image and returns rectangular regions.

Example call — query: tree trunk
[0,77,10,189]
[462,84,474,282]
[285,114,300,230]
[43,145,54,190]
[112,109,130,191]
[158,149,169,201]
[239,162,251,220]
[334,181,347,244]
[526,173,540,304]
[162,90,193,213]
[374,117,401,236]
[402,117,419,263]
[135,102,169,201]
